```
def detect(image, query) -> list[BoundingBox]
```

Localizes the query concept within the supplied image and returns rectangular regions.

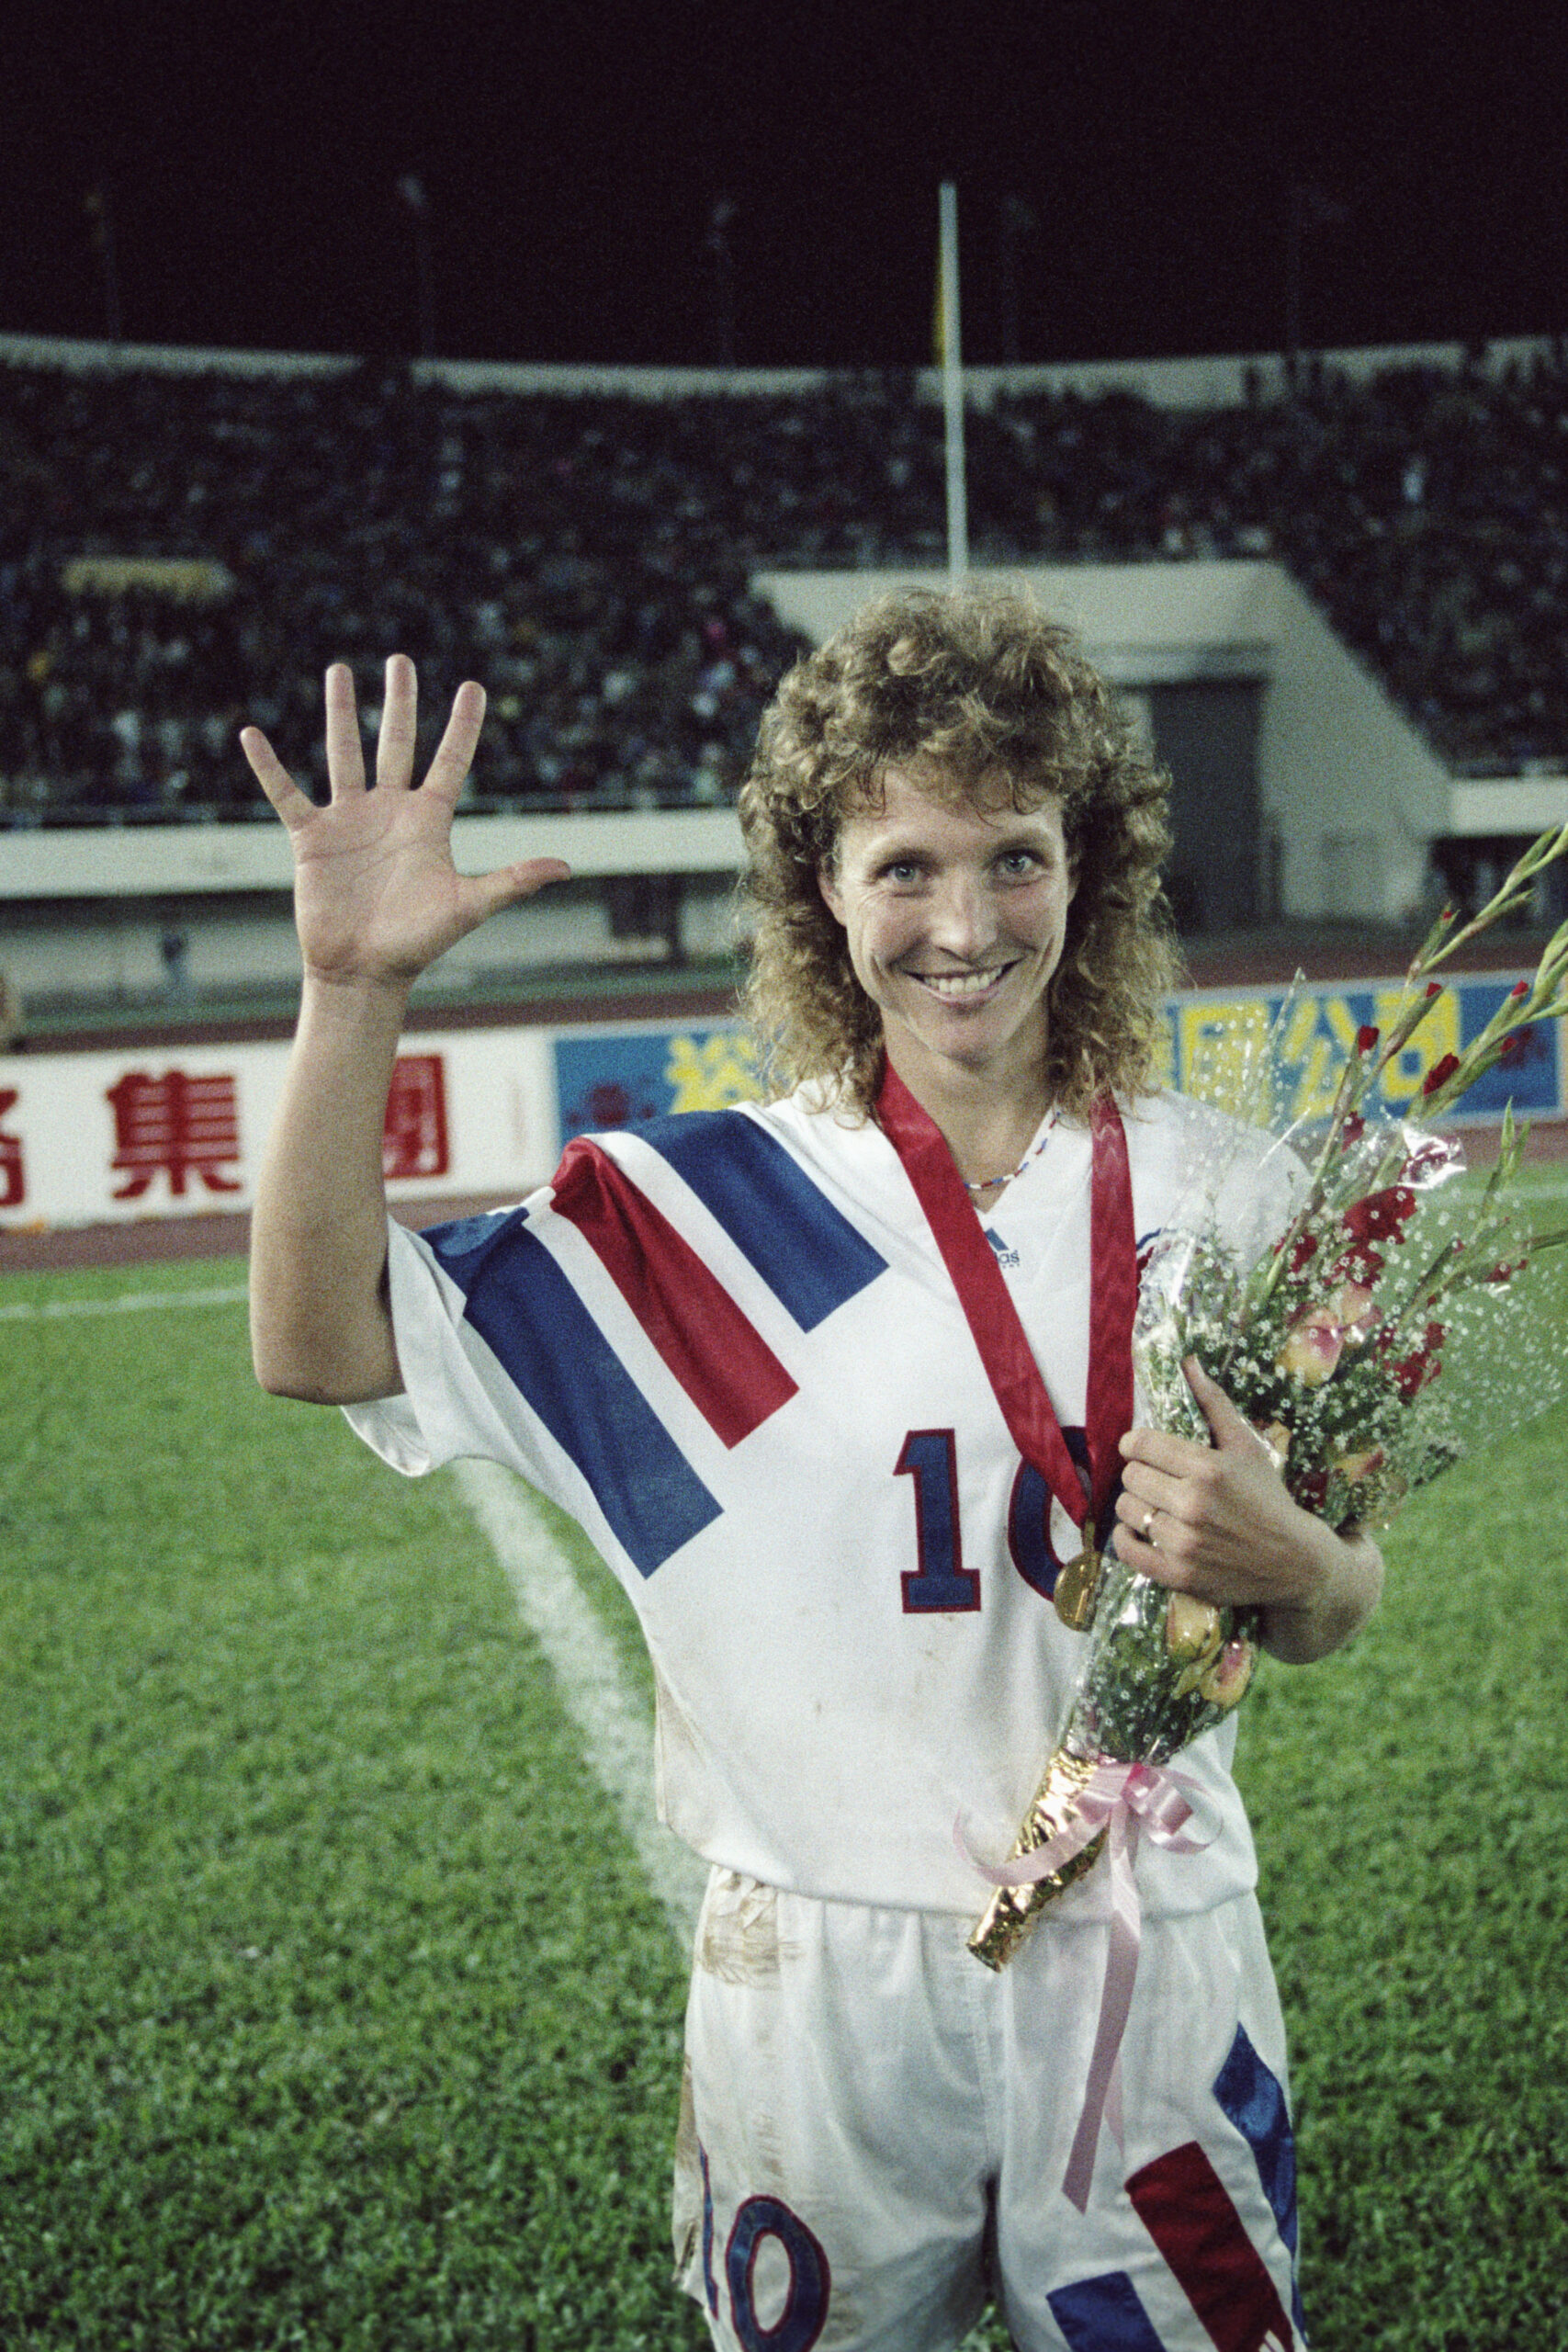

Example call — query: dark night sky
[2,0,1562,369]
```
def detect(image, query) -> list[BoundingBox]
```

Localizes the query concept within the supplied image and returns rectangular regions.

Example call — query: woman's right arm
[243,655,569,1404]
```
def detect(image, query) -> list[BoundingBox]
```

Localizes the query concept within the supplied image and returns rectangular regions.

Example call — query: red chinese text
[0,1087,24,1208]
[106,1069,243,1200]
[383,1053,450,1181]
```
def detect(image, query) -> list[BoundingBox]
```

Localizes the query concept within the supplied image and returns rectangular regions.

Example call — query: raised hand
[242,655,570,989]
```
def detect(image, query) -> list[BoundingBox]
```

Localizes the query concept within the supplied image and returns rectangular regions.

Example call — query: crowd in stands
[3,344,1568,823]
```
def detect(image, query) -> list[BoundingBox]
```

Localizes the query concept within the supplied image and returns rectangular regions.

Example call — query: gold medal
[1053,1540,1101,1631]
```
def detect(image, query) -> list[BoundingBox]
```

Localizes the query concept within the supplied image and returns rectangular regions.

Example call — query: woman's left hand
[1112,1357,1382,1661]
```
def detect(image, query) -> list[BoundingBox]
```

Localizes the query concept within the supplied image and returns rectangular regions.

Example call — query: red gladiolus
[1343,1187,1416,1241]
[1356,1024,1380,1052]
[1289,1232,1319,1273]
[1422,1053,1461,1096]
[1340,1114,1366,1150]
[1390,1319,1445,1401]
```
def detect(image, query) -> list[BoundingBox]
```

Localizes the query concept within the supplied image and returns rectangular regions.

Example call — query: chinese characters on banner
[106,1069,244,1199]
[0,1053,452,1222]
[1162,976,1563,1124]
[95,1056,453,1202]
[382,1053,450,1181]
[0,982,1560,1232]
[0,1089,23,1210]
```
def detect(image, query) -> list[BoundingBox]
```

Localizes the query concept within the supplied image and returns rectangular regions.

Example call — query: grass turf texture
[0,1257,705,2351]
[4,1236,1567,2349]
[1241,1413,1568,2350]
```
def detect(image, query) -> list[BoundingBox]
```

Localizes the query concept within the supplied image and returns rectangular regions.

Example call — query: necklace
[961,1111,1059,1193]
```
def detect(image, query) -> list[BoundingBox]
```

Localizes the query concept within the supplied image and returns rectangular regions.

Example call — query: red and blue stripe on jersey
[420,1113,887,1580]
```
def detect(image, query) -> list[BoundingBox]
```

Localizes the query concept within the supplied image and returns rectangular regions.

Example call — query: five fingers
[242,656,487,814]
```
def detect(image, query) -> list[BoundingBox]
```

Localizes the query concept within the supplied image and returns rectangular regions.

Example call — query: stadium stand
[4,341,1568,837]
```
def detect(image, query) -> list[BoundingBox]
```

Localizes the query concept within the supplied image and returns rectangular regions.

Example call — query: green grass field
[3,1238,1566,2350]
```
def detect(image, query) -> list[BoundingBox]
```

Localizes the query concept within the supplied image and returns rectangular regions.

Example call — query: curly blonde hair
[739,585,1179,1119]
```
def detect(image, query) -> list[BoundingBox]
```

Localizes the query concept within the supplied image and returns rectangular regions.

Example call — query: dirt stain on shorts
[695,1870,784,1985]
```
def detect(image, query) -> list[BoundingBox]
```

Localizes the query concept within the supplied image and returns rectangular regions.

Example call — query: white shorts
[673,1871,1303,2352]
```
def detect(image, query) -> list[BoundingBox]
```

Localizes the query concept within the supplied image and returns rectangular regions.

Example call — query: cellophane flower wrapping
[971,834,1568,1968]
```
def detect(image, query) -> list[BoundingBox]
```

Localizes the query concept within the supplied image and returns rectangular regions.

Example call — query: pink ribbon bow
[964,1758,1217,2211]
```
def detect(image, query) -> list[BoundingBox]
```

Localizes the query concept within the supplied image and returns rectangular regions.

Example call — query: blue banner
[553,974,1564,1137]
[1163,972,1562,1126]
[555,1025,763,1140]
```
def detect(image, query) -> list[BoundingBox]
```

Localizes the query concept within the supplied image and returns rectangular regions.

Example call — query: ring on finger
[1140,1506,1156,1539]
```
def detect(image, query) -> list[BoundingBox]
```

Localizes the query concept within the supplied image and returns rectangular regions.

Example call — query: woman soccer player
[246,587,1380,2351]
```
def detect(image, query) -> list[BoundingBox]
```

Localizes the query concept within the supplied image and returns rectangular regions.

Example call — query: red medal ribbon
[875,1060,1135,1540]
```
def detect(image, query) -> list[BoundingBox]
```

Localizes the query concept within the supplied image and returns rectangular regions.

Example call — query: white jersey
[347,1087,1292,1920]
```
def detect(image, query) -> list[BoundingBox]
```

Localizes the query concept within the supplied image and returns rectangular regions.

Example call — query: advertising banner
[1163,974,1563,1126]
[0,1029,558,1231]
[553,1023,762,1138]
[1,973,1561,1232]
[547,973,1565,1137]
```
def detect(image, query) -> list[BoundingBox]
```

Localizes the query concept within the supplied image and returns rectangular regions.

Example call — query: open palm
[242,655,570,986]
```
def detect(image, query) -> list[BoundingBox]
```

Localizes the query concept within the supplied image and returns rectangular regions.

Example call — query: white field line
[453,1456,708,1948]
[0,1282,250,1321]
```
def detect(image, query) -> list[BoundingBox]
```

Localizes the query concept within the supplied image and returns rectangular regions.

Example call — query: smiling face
[818,762,1077,1100]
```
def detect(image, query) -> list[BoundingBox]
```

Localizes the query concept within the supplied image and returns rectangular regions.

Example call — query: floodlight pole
[706,198,738,367]
[398,176,435,360]
[85,186,123,343]
[939,182,970,587]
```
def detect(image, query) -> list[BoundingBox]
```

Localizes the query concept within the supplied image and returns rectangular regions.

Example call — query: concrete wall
[5,329,1556,412]
[0,806,749,1011]
[1259,571,1451,922]
[1450,776,1568,836]
[757,562,1461,924]
[0,807,744,901]
[754,561,1280,684]
[0,874,743,1012]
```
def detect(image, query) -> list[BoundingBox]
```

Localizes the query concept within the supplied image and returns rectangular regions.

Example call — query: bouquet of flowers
[971,825,1568,1973]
